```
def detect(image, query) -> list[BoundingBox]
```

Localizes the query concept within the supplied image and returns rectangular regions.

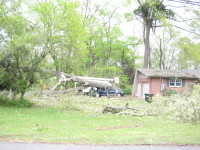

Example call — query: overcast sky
[92,0,197,37]
[20,0,198,56]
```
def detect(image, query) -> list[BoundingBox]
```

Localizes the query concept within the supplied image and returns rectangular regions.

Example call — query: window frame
[169,78,183,87]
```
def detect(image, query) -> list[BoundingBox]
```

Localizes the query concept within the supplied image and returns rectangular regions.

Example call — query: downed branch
[127,106,141,112]
[118,111,157,117]
[102,103,157,116]
[102,103,129,114]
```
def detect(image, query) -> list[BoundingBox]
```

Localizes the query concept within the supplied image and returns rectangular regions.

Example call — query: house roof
[137,69,200,79]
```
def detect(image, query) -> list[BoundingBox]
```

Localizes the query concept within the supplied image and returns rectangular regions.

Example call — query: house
[132,69,200,98]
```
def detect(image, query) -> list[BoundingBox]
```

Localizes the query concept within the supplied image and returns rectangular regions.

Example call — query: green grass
[0,95,200,144]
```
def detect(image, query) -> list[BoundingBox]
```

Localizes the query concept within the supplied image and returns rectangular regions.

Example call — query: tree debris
[102,103,157,116]
[102,103,129,114]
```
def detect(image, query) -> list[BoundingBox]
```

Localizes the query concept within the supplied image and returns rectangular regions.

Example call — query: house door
[136,83,142,97]
[143,83,149,98]
[136,83,149,98]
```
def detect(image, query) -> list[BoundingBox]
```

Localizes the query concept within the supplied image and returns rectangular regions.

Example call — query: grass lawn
[0,95,200,145]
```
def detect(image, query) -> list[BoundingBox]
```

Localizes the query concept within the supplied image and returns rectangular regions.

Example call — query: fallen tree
[43,69,116,96]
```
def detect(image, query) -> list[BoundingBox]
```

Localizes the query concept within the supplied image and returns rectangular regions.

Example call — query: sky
[20,0,198,57]
[92,0,198,37]
[22,0,197,38]
[92,0,198,57]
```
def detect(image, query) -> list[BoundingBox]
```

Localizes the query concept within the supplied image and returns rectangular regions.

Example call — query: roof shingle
[138,69,200,79]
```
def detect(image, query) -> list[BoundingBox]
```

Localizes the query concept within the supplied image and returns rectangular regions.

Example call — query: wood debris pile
[102,103,157,117]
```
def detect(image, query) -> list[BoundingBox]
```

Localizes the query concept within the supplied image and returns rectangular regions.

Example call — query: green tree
[176,37,200,69]
[83,3,140,84]
[174,8,200,69]
[0,0,48,98]
[30,0,88,74]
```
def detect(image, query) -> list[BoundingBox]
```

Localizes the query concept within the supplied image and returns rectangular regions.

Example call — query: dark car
[95,87,124,97]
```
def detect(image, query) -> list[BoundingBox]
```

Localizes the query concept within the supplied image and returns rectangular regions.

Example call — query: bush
[0,95,34,108]
[154,85,200,123]
[123,87,132,95]
[163,89,177,96]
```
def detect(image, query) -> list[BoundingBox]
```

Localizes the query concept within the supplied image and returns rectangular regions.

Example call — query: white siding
[136,83,150,98]
[143,83,149,98]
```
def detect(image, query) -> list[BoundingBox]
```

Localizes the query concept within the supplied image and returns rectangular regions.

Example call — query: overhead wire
[165,0,200,36]
[167,0,200,6]
[168,0,200,4]
[174,0,200,4]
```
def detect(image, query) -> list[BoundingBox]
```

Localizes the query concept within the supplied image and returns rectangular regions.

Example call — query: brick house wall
[138,77,196,96]
[151,78,163,95]
[164,78,196,93]
[132,69,200,98]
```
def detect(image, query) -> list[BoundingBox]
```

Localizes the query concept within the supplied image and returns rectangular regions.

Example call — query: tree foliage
[0,0,198,98]
[80,1,139,85]
[0,0,43,98]
[0,0,140,97]
[30,0,88,74]
[175,37,200,69]
[175,8,200,69]
[155,85,200,123]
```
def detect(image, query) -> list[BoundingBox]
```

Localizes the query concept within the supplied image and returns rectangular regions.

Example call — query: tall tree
[0,0,49,98]
[30,0,88,74]
[133,0,174,68]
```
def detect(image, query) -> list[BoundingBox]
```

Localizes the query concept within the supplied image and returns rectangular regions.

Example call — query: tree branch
[172,24,200,36]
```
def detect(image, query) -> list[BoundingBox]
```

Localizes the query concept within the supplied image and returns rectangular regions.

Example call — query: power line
[176,0,200,4]
[167,0,200,6]
[166,5,185,8]
[168,0,200,6]
[168,0,200,4]
[172,24,200,36]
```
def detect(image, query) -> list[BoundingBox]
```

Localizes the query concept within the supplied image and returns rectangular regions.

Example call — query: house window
[169,79,182,87]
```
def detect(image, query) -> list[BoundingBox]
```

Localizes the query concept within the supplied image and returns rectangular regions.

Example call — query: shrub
[0,95,34,108]
[163,89,177,96]
[154,85,200,123]
[123,87,132,95]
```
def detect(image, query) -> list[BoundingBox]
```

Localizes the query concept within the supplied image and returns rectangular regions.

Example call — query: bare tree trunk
[162,40,166,69]
[143,21,151,68]
[159,39,167,69]
[159,39,162,69]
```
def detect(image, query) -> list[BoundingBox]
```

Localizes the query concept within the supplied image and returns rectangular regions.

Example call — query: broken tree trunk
[72,76,112,88]
[103,103,129,114]
[47,81,61,96]
[43,69,114,88]
[43,69,116,95]
[46,78,72,96]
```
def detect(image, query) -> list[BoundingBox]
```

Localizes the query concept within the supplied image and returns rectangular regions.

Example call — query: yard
[0,94,200,145]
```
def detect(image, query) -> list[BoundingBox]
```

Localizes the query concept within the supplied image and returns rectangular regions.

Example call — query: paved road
[0,142,200,150]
